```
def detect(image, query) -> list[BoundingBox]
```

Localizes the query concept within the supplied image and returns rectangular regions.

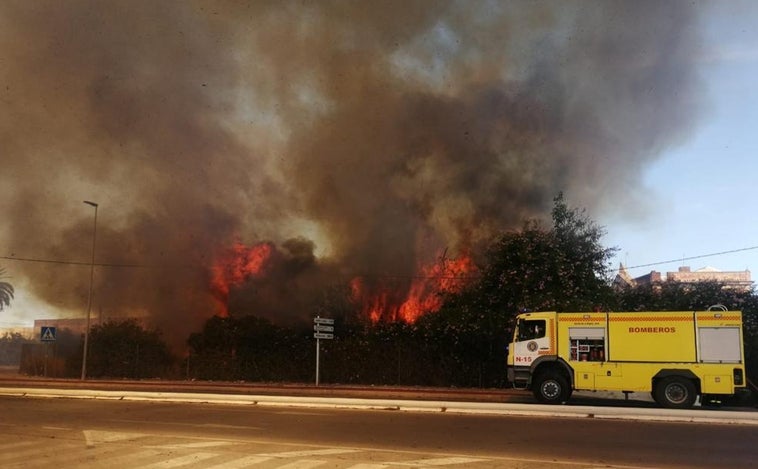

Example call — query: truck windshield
[517,319,546,341]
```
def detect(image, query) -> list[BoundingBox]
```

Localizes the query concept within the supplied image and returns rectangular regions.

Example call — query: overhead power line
[626,245,758,270]
[1,255,91,266]
[5,244,758,278]
[0,254,478,280]
[0,255,477,280]
[0,255,190,269]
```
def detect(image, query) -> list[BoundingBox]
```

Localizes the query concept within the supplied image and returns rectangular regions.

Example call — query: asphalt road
[2,392,758,468]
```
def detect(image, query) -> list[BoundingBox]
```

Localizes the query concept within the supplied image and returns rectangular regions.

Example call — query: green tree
[476,193,616,315]
[86,319,175,378]
[186,316,240,380]
[0,268,14,311]
[187,315,313,382]
[614,280,753,312]
[0,332,33,366]
[233,315,311,382]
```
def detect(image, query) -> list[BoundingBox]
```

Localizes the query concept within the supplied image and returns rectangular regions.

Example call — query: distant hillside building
[614,264,753,291]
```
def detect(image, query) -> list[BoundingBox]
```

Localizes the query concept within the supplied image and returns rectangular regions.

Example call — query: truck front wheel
[532,372,571,404]
[654,377,697,409]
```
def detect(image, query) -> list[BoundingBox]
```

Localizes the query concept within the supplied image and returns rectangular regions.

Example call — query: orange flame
[210,241,274,317]
[209,242,474,323]
[351,253,476,323]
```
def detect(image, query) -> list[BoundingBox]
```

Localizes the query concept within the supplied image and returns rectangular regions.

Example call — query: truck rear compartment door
[698,327,742,363]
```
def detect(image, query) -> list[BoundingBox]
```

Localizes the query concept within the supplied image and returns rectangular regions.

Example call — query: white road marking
[136,451,219,468]
[68,428,657,469]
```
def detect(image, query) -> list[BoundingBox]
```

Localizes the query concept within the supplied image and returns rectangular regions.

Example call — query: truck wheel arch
[652,369,699,386]
[530,356,574,385]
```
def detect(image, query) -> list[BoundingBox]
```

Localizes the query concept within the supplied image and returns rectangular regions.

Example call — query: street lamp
[81,200,98,380]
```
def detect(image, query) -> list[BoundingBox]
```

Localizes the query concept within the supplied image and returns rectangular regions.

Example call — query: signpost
[314,316,334,386]
[40,327,56,377]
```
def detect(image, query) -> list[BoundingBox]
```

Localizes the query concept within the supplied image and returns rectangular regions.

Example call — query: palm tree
[0,268,14,311]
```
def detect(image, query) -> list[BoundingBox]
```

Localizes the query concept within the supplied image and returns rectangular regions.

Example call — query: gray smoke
[0,1,703,347]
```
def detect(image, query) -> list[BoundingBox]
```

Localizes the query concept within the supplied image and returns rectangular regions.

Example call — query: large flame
[351,253,477,323]
[210,241,274,317]
[210,241,475,323]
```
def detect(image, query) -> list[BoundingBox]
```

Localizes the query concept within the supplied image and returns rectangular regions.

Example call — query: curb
[2,386,757,425]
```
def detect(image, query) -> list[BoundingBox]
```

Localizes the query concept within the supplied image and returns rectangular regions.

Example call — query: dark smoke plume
[0,1,703,347]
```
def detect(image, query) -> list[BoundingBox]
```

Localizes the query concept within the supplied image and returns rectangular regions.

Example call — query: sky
[1,1,758,335]
[604,2,758,279]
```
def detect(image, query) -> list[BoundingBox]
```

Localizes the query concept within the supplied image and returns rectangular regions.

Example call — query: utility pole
[81,201,98,380]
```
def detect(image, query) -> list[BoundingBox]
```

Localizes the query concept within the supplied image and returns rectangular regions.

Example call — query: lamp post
[81,201,98,380]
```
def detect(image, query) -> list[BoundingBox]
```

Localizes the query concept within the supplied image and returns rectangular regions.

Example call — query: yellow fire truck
[506,306,747,408]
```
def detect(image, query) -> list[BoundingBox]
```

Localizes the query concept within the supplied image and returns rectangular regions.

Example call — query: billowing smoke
[0,1,703,347]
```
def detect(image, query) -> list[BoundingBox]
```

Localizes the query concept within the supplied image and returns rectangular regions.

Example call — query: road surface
[2,394,757,468]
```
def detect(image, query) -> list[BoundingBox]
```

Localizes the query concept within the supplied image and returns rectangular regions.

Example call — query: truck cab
[507,312,574,403]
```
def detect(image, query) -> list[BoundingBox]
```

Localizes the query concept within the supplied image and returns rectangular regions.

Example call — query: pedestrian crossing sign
[41,326,56,342]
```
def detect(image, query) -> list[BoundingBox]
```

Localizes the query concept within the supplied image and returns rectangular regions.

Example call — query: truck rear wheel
[532,372,571,404]
[654,376,697,409]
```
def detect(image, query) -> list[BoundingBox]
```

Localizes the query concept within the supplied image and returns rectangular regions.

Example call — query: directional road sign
[313,324,334,332]
[314,317,334,325]
[313,332,334,340]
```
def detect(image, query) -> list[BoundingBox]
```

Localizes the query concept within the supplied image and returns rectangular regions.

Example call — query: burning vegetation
[210,242,274,317]
[349,252,477,323]
[210,239,476,324]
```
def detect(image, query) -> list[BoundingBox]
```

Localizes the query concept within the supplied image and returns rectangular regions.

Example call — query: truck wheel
[533,372,571,404]
[654,377,697,409]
